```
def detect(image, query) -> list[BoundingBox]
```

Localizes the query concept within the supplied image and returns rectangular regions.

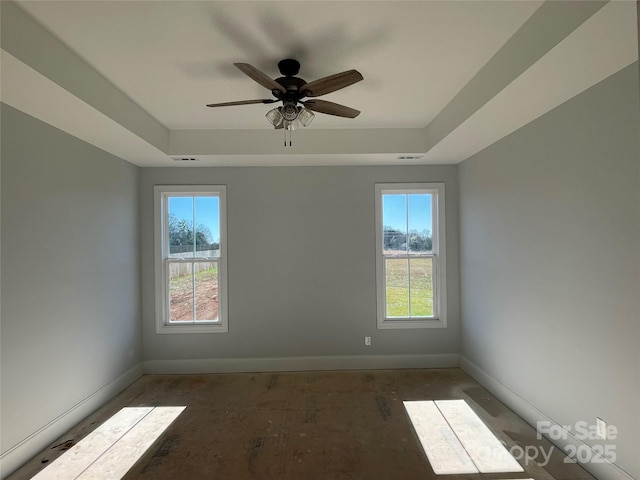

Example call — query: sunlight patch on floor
[32,406,185,480]
[404,399,524,475]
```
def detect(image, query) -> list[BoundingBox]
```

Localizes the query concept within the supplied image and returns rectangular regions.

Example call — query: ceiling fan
[206,59,363,144]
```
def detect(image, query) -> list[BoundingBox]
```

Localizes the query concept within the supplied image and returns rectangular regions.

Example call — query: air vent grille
[397,155,423,160]
[172,157,199,162]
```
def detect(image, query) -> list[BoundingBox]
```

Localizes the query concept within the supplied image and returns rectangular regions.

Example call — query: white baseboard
[143,353,460,375]
[0,363,144,480]
[459,355,637,480]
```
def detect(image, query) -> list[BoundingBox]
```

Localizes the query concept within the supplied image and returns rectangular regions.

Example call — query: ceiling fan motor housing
[272,59,307,101]
[274,77,307,100]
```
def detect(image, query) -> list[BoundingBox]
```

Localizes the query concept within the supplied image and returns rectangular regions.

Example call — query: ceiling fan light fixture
[266,107,284,127]
[265,105,313,132]
[298,107,315,127]
[281,103,298,121]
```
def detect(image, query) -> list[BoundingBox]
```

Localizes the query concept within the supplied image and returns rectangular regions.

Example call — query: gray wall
[140,165,460,363]
[458,63,639,478]
[0,105,142,459]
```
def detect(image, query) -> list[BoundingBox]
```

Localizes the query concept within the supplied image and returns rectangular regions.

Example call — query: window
[375,183,446,329]
[154,186,227,333]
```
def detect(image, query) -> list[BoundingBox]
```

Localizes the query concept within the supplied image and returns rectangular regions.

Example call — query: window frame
[375,182,447,329]
[154,185,228,334]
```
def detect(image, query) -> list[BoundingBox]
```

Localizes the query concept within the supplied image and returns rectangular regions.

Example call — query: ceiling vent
[172,157,199,162]
[397,155,423,160]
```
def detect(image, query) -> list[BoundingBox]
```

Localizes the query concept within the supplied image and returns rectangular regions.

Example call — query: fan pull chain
[283,129,293,147]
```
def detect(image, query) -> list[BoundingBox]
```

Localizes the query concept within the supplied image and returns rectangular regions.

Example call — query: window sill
[156,322,228,334]
[377,318,446,330]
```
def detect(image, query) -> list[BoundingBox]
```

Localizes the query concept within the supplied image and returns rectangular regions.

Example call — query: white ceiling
[1,0,638,166]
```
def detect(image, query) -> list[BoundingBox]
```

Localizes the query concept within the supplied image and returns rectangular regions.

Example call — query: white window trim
[154,185,228,334]
[375,182,447,329]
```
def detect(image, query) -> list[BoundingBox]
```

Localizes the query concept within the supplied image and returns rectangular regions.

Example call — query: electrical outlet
[364,336,372,346]
[596,417,607,440]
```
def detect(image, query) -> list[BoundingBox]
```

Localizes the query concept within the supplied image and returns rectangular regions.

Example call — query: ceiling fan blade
[234,63,286,94]
[301,70,363,97]
[303,99,360,118]
[206,99,277,107]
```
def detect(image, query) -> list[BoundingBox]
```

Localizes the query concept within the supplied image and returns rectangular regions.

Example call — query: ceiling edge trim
[424,0,608,153]
[1,0,169,153]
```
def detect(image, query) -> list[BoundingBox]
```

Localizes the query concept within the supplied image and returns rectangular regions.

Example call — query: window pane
[195,261,219,322]
[168,196,195,257]
[408,194,433,253]
[169,262,193,322]
[194,196,220,258]
[410,257,434,317]
[382,194,407,254]
[385,258,409,317]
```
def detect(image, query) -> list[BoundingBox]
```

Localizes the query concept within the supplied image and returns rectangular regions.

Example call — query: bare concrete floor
[9,368,593,480]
